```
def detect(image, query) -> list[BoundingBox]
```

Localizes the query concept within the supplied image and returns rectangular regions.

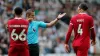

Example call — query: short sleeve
[38,21,47,28]
[89,17,94,29]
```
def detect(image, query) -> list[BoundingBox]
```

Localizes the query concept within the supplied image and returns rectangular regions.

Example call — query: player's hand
[57,13,66,19]
[91,40,96,46]
[64,44,70,53]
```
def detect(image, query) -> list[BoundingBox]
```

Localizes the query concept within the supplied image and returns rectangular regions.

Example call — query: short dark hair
[78,3,88,11]
[26,9,33,17]
[14,7,23,15]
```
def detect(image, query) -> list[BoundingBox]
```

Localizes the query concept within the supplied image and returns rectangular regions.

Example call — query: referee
[26,9,66,56]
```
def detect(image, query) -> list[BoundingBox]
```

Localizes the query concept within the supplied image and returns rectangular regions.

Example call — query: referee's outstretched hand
[57,13,66,19]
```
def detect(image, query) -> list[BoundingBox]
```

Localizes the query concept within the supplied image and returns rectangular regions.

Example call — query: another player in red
[65,3,96,56]
[7,7,29,56]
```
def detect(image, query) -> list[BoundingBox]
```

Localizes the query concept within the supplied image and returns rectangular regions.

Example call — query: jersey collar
[14,17,22,19]
[79,12,87,14]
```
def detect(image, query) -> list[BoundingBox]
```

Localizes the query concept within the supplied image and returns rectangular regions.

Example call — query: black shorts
[28,43,39,56]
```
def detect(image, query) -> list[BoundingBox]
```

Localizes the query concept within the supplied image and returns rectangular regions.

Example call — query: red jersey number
[11,29,26,41]
[77,24,83,35]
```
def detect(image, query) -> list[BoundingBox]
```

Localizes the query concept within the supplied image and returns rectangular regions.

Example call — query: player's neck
[15,14,22,17]
[79,11,87,14]
[14,16,22,19]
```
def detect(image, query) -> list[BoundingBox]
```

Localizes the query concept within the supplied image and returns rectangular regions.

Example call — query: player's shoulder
[76,14,92,19]
[84,14,92,17]
[21,18,29,24]
[71,15,78,20]
[7,18,14,23]
[72,15,77,18]
[88,15,93,19]
[85,14,93,20]
[82,14,93,22]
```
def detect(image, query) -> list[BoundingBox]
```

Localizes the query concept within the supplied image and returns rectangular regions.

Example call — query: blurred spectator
[14,0,23,8]
[22,0,31,11]
[54,41,66,53]
[0,3,4,17]
[97,21,100,46]
[36,8,46,21]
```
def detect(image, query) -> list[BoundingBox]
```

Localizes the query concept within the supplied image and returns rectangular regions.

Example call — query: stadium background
[0,0,100,56]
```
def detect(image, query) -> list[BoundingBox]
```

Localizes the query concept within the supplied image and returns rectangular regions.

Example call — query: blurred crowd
[0,0,100,55]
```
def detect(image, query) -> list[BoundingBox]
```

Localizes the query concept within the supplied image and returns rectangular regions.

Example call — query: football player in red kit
[7,7,29,56]
[65,3,96,56]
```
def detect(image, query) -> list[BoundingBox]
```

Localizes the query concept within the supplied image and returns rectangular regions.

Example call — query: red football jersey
[7,17,29,46]
[66,13,95,48]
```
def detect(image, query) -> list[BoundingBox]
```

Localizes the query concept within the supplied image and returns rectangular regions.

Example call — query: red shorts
[8,45,29,56]
[73,46,89,56]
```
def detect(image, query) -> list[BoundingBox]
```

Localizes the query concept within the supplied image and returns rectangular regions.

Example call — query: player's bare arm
[46,13,66,27]
[90,27,96,46]
[90,17,96,46]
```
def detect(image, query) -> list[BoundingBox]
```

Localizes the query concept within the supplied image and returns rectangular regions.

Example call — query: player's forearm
[65,32,71,44]
[91,28,96,41]
[46,18,59,27]
[65,25,73,44]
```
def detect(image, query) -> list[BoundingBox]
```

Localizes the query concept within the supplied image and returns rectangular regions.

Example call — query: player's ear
[78,8,82,13]
[78,8,81,11]
[26,13,30,18]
